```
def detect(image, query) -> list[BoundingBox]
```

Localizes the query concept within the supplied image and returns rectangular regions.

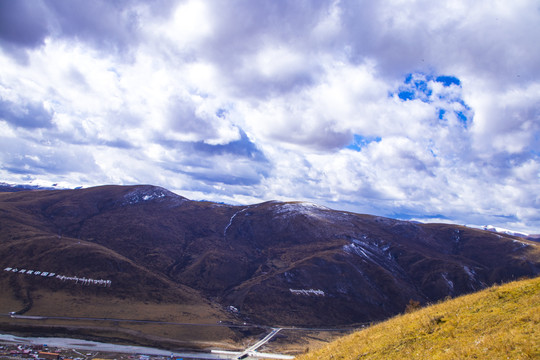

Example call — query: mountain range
[1,184,539,331]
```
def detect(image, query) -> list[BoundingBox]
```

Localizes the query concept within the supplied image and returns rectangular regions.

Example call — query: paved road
[3,313,363,332]
[212,328,294,359]
[3,314,260,329]
[243,328,282,354]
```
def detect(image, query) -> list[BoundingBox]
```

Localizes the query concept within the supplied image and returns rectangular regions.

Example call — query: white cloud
[253,46,307,80]
[311,0,342,44]
[468,82,540,155]
[1,0,540,232]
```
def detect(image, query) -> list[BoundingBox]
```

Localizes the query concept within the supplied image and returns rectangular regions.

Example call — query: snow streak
[224,208,247,236]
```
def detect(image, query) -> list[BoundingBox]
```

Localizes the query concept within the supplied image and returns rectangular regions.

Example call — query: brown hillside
[1,185,539,331]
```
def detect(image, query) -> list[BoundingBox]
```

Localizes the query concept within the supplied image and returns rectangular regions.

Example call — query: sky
[0,0,539,233]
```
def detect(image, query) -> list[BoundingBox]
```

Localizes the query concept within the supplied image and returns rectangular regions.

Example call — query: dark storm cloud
[0,1,49,47]
[0,97,54,129]
[0,0,163,59]
[46,0,141,53]
[0,0,49,62]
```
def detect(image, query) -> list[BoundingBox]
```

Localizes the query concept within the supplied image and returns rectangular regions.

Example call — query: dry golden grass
[298,276,540,360]
[0,289,240,350]
[259,329,353,356]
[23,290,226,323]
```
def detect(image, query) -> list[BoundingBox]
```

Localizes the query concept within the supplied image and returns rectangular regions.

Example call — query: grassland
[0,288,242,351]
[298,276,540,360]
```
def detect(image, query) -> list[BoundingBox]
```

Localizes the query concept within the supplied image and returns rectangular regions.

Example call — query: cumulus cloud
[0,0,539,232]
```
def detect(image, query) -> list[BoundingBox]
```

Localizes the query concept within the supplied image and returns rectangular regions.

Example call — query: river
[0,333,234,359]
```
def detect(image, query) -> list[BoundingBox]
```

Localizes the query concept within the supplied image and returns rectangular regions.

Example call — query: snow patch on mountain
[463,265,476,282]
[481,225,529,238]
[272,201,353,223]
[441,273,454,293]
[224,208,248,236]
[275,202,329,214]
[123,186,183,205]
[342,237,412,282]
[343,243,371,259]
[512,239,531,249]
[0,182,62,192]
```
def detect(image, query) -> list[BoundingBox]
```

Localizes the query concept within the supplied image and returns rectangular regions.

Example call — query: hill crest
[1,184,539,329]
[298,276,540,359]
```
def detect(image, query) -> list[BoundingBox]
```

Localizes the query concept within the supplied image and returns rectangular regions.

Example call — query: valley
[0,184,539,357]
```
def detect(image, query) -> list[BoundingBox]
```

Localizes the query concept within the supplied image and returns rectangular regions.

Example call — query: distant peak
[270,201,346,222]
[274,201,330,213]
[283,201,329,209]
[296,201,330,209]
[123,185,185,205]
[482,225,529,238]
[0,182,58,192]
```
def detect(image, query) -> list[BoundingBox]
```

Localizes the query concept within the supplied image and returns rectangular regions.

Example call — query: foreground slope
[1,185,539,330]
[298,276,540,360]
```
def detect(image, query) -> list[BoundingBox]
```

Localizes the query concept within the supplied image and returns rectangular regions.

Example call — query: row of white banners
[3,267,112,287]
[289,288,325,296]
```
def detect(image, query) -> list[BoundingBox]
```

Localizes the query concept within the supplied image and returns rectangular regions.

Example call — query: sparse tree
[405,299,421,313]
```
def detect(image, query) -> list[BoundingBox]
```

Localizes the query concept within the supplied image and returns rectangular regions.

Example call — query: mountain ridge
[1,184,539,331]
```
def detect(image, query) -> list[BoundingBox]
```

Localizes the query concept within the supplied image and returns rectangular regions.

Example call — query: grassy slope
[298,276,540,360]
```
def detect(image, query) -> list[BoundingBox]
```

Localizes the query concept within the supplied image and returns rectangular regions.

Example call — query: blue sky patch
[394,73,463,103]
[456,111,468,125]
[347,134,381,151]
[398,90,415,101]
[437,108,471,128]
[394,72,472,128]
[394,73,433,103]
[438,108,446,119]
[435,75,461,87]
